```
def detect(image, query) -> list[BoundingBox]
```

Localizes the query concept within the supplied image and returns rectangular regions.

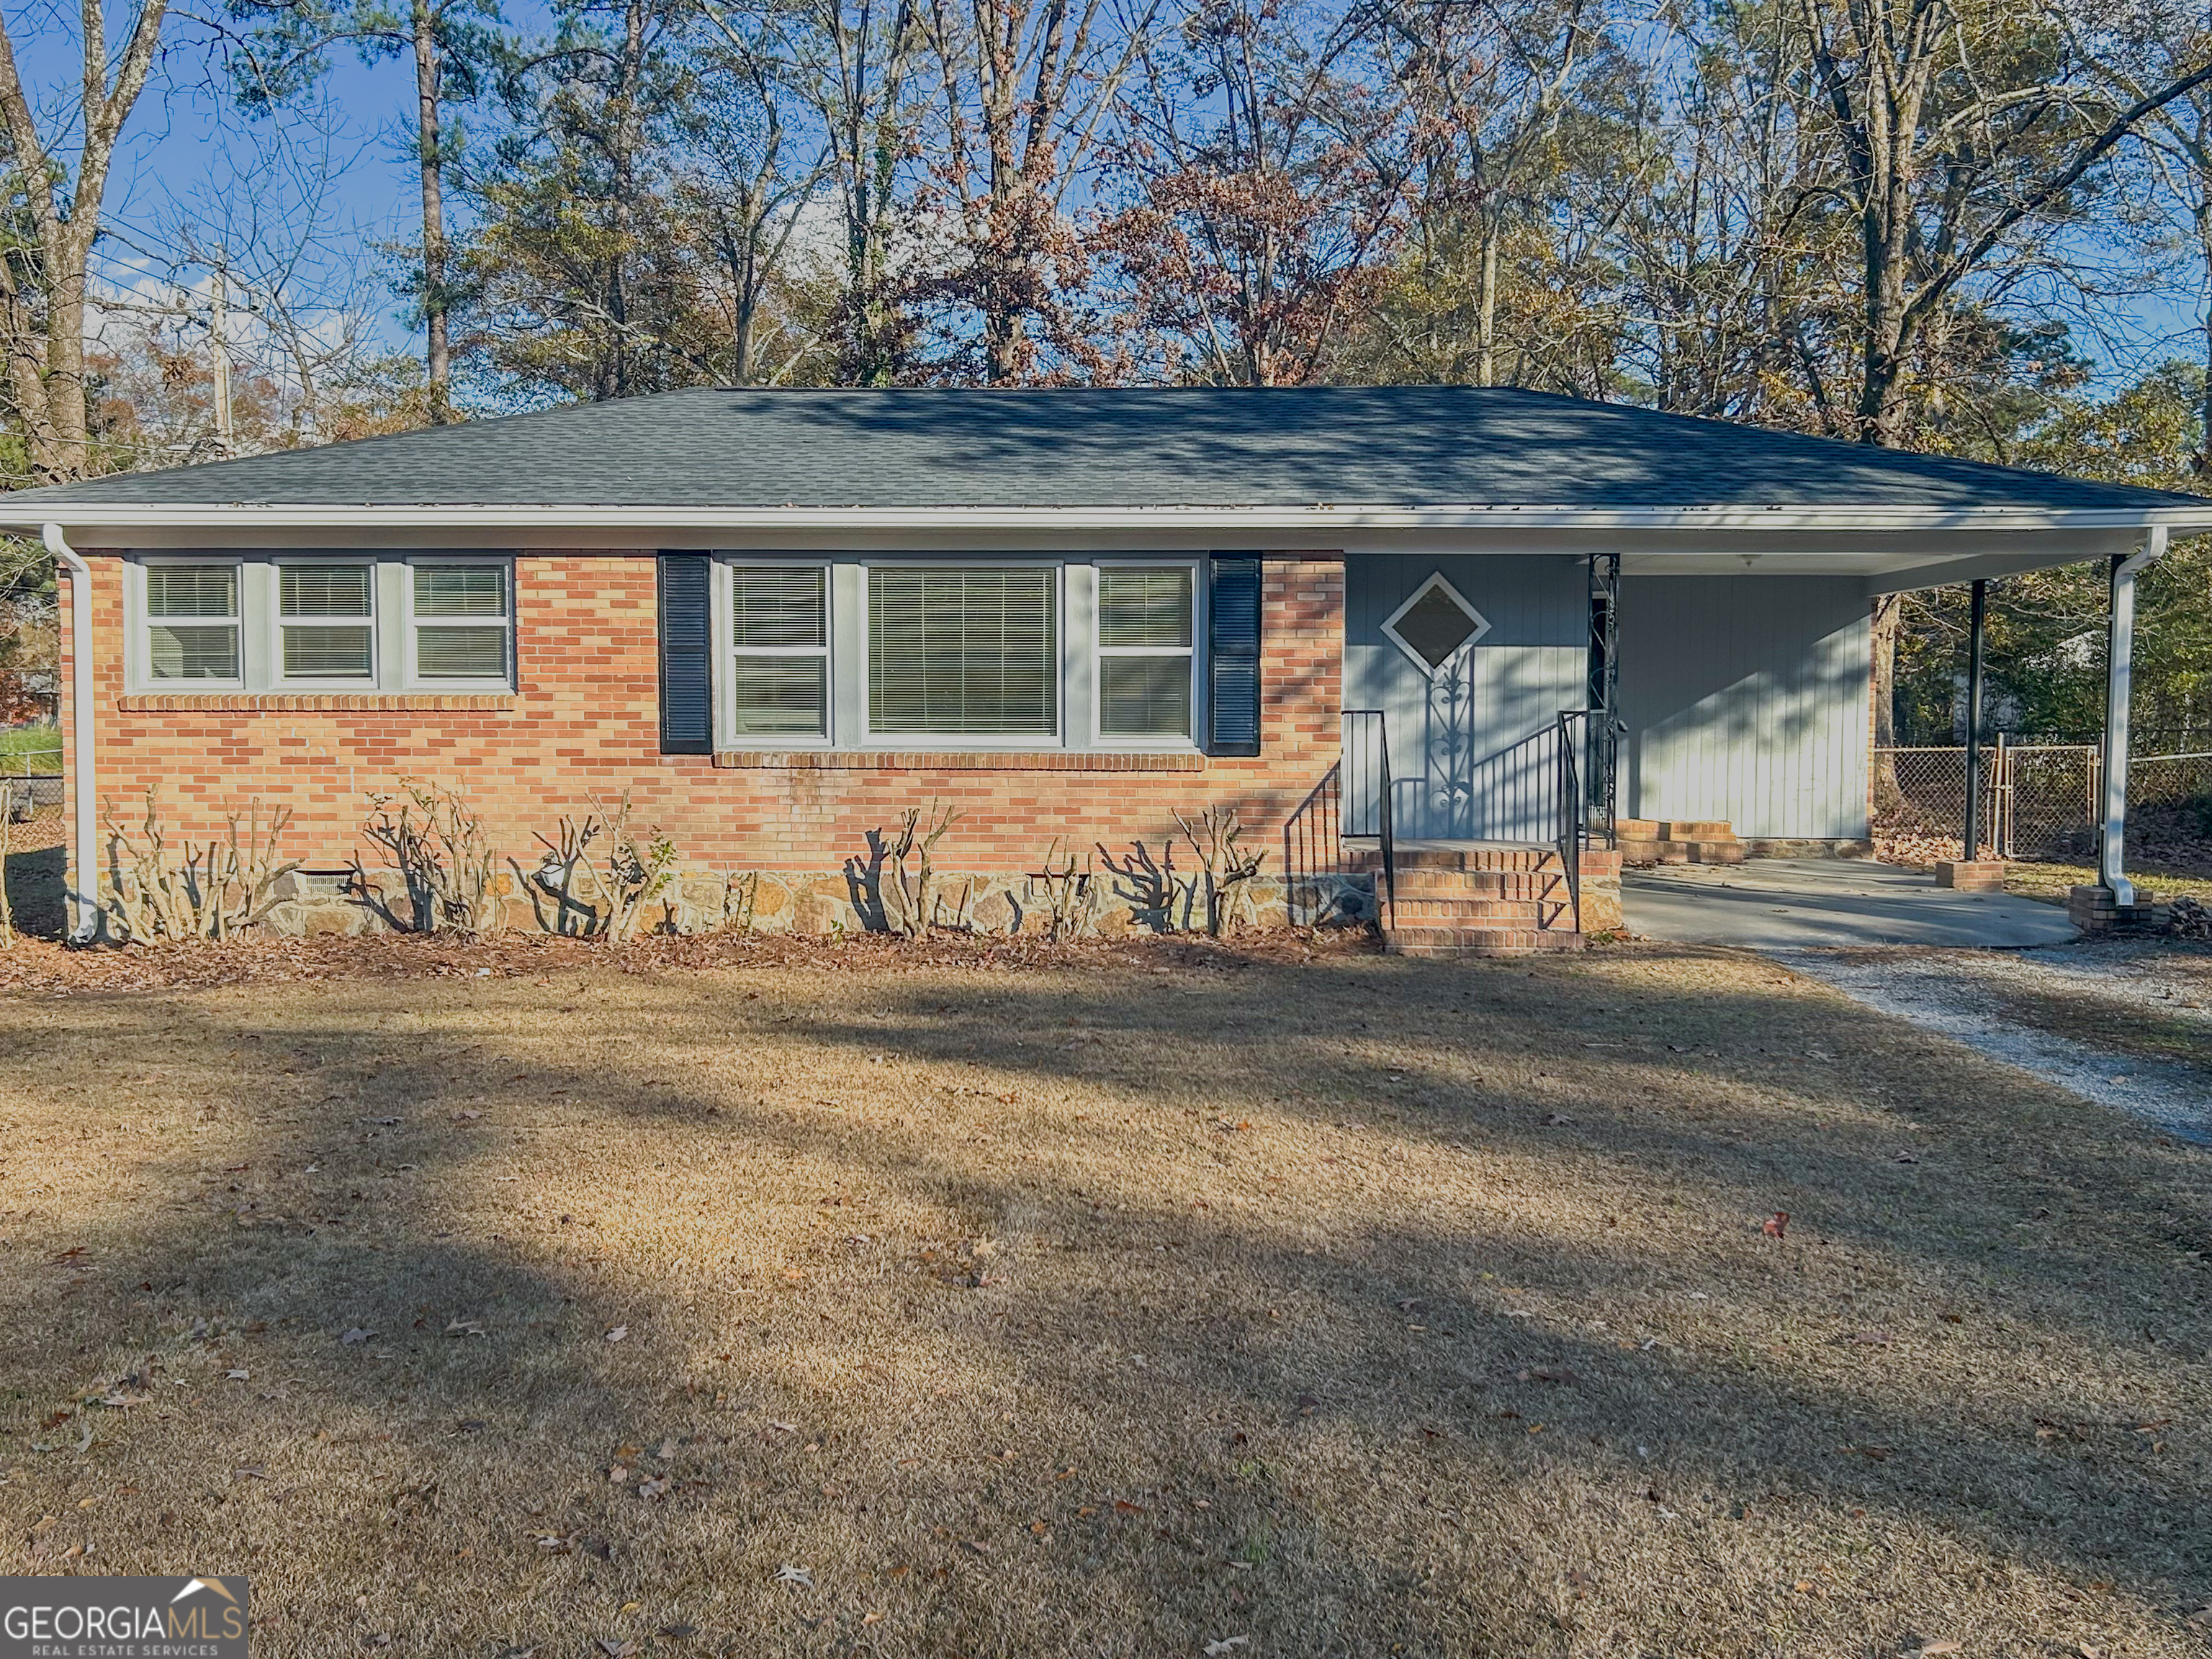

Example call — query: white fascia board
[17,504,2201,588]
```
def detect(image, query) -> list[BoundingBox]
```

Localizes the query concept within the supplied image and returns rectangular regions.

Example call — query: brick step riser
[1388,899,1547,923]
[1618,840,1744,866]
[1359,849,1562,874]
[1385,872,1563,900]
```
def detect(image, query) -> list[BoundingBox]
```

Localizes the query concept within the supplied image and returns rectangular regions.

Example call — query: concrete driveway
[1621,857,2079,948]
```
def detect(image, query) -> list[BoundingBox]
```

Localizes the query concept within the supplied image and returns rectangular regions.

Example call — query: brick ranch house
[6,386,2207,953]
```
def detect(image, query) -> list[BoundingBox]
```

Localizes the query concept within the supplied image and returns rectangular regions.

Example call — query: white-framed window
[127,552,515,694]
[143,559,243,683]
[277,560,376,682]
[727,562,831,741]
[408,561,511,685]
[864,564,1061,741]
[1094,562,1197,742]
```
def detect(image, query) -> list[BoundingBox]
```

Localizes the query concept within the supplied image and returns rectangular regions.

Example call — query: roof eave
[9,500,2209,534]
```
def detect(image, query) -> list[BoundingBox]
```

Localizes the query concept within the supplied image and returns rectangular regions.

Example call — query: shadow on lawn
[7,944,2209,1655]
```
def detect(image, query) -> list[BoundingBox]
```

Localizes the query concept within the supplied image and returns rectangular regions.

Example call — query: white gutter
[2098,525,2170,907]
[42,523,99,943]
[8,501,2212,534]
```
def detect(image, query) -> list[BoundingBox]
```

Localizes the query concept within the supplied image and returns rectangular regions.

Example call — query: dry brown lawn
[1,934,2208,1658]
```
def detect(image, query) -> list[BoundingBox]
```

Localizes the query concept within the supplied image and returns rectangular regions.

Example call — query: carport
[1621,858,2078,948]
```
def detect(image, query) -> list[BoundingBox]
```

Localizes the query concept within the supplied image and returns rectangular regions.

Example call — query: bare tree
[915,0,1159,380]
[1094,0,1413,385]
[0,0,170,482]
[1374,0,1595,387]
[1794,0,2212,449]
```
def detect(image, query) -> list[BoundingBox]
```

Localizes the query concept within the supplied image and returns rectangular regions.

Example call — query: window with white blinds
[135,556,516,692]
[1096,565,1195,739]
[279,562,374,680]
[145,562,241,682]
[729,565,829,739]
[867,567,1058,737]
[411,563,511,683]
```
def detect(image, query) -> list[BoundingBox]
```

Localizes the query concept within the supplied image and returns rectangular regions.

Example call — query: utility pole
[209,251,235,458]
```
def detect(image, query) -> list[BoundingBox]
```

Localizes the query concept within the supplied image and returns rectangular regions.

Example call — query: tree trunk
[1475,204,1498,388]
[2197,184,2212,469]
[413,0,454,423]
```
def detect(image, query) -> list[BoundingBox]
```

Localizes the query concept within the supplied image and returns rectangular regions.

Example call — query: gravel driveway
[1773,939,2212,1144]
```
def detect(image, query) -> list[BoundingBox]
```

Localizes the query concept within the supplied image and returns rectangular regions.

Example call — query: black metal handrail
[1281,761,1341,927]
[1342,709,1395,930]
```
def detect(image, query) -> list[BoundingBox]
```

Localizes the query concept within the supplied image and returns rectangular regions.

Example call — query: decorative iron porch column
[2098,526,2168,904]
[1588,553,1621,845]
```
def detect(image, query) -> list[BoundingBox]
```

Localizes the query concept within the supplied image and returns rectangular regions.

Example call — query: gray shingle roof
[3,385,2202,513]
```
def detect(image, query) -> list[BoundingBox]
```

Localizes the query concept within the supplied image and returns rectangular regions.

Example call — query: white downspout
[2098,524,2168,908]
[42,523,99,943]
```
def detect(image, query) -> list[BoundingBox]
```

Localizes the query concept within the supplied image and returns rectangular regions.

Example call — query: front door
[1342,555,1588,842]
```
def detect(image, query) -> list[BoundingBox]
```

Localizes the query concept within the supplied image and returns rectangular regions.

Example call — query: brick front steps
[1616,818,1745,866]
[1359,845,1586,957]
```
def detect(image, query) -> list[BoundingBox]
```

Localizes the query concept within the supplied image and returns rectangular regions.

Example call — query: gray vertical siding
[1344,556,1587,840]
[1615,575,1870,839]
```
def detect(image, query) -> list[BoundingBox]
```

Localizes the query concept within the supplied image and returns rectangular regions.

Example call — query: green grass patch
[0,724,60,775]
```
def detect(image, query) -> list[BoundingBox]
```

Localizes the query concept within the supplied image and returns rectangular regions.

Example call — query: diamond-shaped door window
[1382,574,1491,675]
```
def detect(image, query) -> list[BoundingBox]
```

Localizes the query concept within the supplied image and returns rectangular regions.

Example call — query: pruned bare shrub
[721,871,760,936]
[526,793,678,945]
[1174,805,1267,936]
[362,779,499,935]
[102,786,300,942]
[1036,837,1099,941]
[883,800,958,938]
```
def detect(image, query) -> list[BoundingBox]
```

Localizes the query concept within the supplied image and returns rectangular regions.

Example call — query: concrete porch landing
[1622,858,2079,949]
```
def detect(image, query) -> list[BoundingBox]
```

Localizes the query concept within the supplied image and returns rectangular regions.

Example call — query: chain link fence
[1874,738,2210,862]
[2,731,66,941]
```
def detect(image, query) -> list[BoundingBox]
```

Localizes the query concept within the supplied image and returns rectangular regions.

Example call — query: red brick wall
[63,552,1344,880]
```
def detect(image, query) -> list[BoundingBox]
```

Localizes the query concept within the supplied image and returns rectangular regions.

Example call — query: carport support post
[2098,526,2167,906]
[1962,578,1987,861]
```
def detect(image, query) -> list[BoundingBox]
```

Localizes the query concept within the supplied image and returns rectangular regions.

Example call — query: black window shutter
[657,554,714,755]
[1207,555,1263,757]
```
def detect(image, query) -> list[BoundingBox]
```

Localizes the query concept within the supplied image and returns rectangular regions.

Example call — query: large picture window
[1096,565,1195,739]
[729,564,830,738]
[145,562,241,682]
[867,566,1058,738]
